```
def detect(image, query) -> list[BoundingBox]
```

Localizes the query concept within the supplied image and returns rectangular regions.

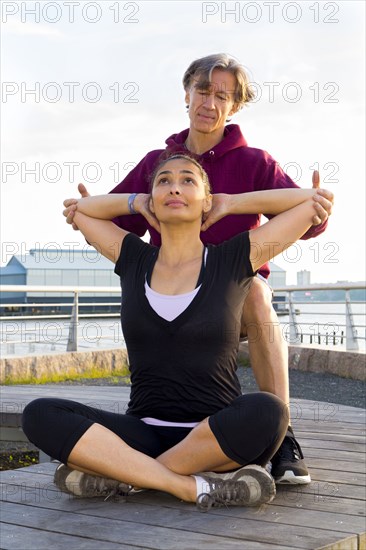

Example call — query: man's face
[185,69,239,135]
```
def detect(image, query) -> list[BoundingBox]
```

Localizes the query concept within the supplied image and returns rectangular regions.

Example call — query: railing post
[67,292,79,352]
[345,290,359,351]
[288,291,300,344]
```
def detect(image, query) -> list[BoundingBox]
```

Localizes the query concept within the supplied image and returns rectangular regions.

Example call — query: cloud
[4,20,65,38]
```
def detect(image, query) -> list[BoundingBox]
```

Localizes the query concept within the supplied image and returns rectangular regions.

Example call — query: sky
[1,0,365,284]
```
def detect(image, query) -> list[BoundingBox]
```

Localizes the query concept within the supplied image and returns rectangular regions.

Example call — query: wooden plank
[136,486,366,519]
[2,465,363,549]
[2,480,363,539]
[317,535,359,550]
[295,432,365,445]
[0,391,364,550]
[298,439,365,452]
[2,464,364,549]
[0,462,56,477]
[305,457,365,474]
[298,448,365,463]
[308,468,365,486]
[359,532,366,550]
[295,425,366,437]
[276,480,365,501]
[0,501,293,550]
[0,523,130,550]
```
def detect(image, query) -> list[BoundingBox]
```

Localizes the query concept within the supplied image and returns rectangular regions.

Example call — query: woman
[22,154,326,510]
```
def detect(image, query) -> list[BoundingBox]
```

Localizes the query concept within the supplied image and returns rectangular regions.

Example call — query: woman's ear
[203,194,213,213]
[149,197,155,213]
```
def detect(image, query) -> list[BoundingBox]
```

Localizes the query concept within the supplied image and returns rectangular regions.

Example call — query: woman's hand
[201,193,232,232]
[133,193,161,233]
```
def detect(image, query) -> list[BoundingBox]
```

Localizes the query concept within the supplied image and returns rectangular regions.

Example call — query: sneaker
[271,427,311,485]
[196,464,276,512]
[54,463,132,500]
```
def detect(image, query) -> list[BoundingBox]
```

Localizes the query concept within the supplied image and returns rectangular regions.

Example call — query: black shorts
[22,392,288,467]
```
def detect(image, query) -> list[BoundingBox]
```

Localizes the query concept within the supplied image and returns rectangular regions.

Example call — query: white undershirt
[144,248,208,322]
[144,282,201,321]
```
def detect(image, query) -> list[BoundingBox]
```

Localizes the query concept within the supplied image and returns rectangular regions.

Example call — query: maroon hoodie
[110,124,327,278]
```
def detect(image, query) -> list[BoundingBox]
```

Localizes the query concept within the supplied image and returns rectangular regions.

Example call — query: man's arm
[259,156,332,238]
[65,150,163,235]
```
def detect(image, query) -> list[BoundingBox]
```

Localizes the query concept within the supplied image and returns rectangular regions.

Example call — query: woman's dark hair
[150,154,211,196]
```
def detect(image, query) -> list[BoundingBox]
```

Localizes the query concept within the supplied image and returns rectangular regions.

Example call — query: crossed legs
[22,394,288,503]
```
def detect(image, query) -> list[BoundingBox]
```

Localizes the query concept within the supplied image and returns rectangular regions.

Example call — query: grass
[0,450,39,471]
[3,365,130,385]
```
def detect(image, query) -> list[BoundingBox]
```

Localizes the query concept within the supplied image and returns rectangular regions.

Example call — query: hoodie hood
[165,124,248,160]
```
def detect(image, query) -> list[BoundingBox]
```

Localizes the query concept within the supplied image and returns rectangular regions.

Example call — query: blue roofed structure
[0,248,120,309]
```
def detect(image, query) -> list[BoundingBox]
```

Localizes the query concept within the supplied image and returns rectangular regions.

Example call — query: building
[268,262,286,289]
[267,262,287,311]
[297,270,311,286]
[0,248,120,311]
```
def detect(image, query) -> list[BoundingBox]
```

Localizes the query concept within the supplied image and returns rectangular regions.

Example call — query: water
[1,303,365,357]
[0,316,125,357]
[275,302,366,350]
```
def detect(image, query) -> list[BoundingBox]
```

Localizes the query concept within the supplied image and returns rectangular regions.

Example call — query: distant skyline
[1,1,365,284]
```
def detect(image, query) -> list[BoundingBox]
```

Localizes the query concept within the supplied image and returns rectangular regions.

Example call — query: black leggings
[22,392,288,467]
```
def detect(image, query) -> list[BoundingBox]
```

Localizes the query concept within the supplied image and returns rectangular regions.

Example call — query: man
[67,53,333,484]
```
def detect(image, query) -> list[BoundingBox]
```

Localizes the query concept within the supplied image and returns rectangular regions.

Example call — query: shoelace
[104,485,131,502]
[83,475,131,501]
[276,434,304,461]
[196,479,250,512]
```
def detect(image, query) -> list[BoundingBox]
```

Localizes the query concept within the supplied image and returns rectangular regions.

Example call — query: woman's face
[150,158,211,224]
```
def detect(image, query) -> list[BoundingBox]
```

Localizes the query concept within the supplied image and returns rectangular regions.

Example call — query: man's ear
[228,103,240,116]
[185,90,190,108]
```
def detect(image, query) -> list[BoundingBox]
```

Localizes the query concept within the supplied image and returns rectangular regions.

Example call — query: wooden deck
[0,385,365,549]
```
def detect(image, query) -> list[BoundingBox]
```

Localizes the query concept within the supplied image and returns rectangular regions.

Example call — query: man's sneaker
[54,463,132,500]
[196,464,276,512]
[271,427,311,485]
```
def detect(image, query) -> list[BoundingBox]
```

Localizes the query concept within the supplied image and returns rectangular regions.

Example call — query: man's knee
[243,278,274,321]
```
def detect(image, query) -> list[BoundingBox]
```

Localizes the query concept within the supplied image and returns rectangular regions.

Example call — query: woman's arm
[201,188,333,232]
[72,211,126,264]
[63,192,160,232]
[63,193,138,263]
[249,198,317,272]
[64,193,137,220]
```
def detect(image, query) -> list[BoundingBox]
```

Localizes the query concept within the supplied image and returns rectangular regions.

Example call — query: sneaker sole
[233,465,276,505]
[275,471,311,485]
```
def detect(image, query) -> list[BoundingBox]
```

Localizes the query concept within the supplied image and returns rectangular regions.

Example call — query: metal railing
[272,282,365,351]
[1,283,365,353]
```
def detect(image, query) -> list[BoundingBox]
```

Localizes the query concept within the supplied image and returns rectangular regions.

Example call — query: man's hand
[201,193,231,232]
[311,170,334,225]
[63,183,90,230]
[133,194,161,233]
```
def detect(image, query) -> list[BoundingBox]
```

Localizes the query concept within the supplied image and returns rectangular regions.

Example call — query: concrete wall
[0,349,129,385]
[0,345,364,384]
[239,343,365,381]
